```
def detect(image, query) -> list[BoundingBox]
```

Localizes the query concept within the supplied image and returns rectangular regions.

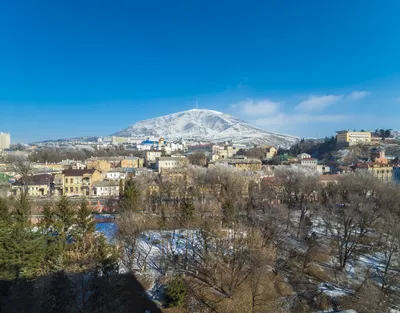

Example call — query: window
[70,178,73,184]
[70,187,73,192]
[76,187,79,192]
[65,178,68,183]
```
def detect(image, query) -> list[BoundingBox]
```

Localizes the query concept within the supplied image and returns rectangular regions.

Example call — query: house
[300,158,318,171]
[54,169,102,196]
[12,174,53,197]
[156,157,188,173]
[336,130,371,146]
[297,153,311,159]
[319,174,341,187]
[212,145,238,160]
[370,147,388,164]
[208,158,262,171]
[105,168,127,181]
[93,180,121,197]
[265,146,278,159]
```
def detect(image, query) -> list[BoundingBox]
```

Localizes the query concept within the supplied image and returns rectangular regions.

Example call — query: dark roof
[16,174,53,186]
[63,169,96,176]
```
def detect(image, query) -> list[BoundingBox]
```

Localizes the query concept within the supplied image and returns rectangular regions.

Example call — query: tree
[119,177,141,212]
[76,198,95,235]
[188,151,207,166]
[53,196,76,248]
[41,271,74,313]
[165,276,187,308]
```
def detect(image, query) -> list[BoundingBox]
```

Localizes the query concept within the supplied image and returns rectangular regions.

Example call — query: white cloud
[295,95,342,112]
[347,91,370,100]
[232,99,280,116]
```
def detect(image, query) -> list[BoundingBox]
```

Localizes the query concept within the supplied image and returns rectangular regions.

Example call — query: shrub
[165,277,187,308]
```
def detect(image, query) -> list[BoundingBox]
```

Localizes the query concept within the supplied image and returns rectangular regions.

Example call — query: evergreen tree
[40,203,54,230]
[93,235,119,277]
[165,276,187,308]
[178,198,195,227]
[119,177,141,212]
[0,193,46,280]
[76,198,95,235]
[0,197,10,223]
[54,195,75,243]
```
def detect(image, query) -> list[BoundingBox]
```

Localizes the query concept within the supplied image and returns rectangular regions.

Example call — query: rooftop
[63,168,97,176]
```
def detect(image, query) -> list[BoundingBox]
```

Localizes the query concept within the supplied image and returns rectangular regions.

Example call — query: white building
[145,150,163,164]
[156,157,187,173]
[0,133,10,150]
[105,169,127,181]
[300,158,318,171]
[297,153,311,159]
[93,180,120,197]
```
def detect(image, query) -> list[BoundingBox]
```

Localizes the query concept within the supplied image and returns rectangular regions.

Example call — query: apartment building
[12,174,53,197]
[336,130,371,146]
[156,157,188,173]
[0,133,10,150]
[54,169,102,196]
[208,158,262,171]
[300,158,318,170]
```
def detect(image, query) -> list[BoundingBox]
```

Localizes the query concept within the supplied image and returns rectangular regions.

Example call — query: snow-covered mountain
[113,109,299,148]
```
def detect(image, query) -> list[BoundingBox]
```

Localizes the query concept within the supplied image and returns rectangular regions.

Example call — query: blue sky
[0,0,400,142]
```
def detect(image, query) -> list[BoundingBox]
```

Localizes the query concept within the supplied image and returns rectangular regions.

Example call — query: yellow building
[87,160,111,173]
[355,163,393,183]
[336,130,371,146]
[265,146,278,159]
[120,157,144,168]
[12,174,52,197]
[54,169,102,196]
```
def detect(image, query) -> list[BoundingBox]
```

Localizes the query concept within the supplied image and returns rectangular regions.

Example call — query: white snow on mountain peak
[112,109,299,148]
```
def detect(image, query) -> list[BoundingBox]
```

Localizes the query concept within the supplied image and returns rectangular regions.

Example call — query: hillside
[113,109,299,148]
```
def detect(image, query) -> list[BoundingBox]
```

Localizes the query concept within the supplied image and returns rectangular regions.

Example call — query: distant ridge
[112,109,299,148]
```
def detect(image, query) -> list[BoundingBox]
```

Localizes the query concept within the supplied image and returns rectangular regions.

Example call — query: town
[1,129,400,203]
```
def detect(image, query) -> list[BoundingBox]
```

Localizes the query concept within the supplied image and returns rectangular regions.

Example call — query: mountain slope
[113,109,298,148]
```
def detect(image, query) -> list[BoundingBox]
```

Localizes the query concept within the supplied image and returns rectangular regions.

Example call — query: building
[120,157,143,168]
[156,157,188,173]
[208,158,262,171]
[354,163,393,183]
[393,167,400,184]
[300,158,318,171]
[319,174,341,187]
[265,146,278,160]
[105,168,127,181]
[0,133,10,150]
[54,169,102,196]
[336,130,371,146]
[12,174,53,197]
[297,153,311,159]
[87,160,112,173]
[370,147,388,164]
[145,150,163,164]
[93,180,120,197]
[212,145,238,160]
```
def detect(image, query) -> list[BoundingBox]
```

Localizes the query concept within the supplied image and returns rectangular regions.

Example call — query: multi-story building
[370,147,388,164]
[354,163,393,183]
[145,150,163,165]
[336,130,371,146]
[12,174,53,197]
[87,160,111,173]
[54,169,102,196]
[208,158,262,171]
[120,157,143,168]
[0,133,10,150]
[300,158,318,171]
[93,180,120,197]
[156,157,188,173]
[105,168,127,181]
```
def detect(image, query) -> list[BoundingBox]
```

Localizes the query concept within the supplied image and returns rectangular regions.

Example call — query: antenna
[195,98,198,109]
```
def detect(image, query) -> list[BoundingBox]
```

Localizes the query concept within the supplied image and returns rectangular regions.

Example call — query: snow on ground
[319,283,354,297]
